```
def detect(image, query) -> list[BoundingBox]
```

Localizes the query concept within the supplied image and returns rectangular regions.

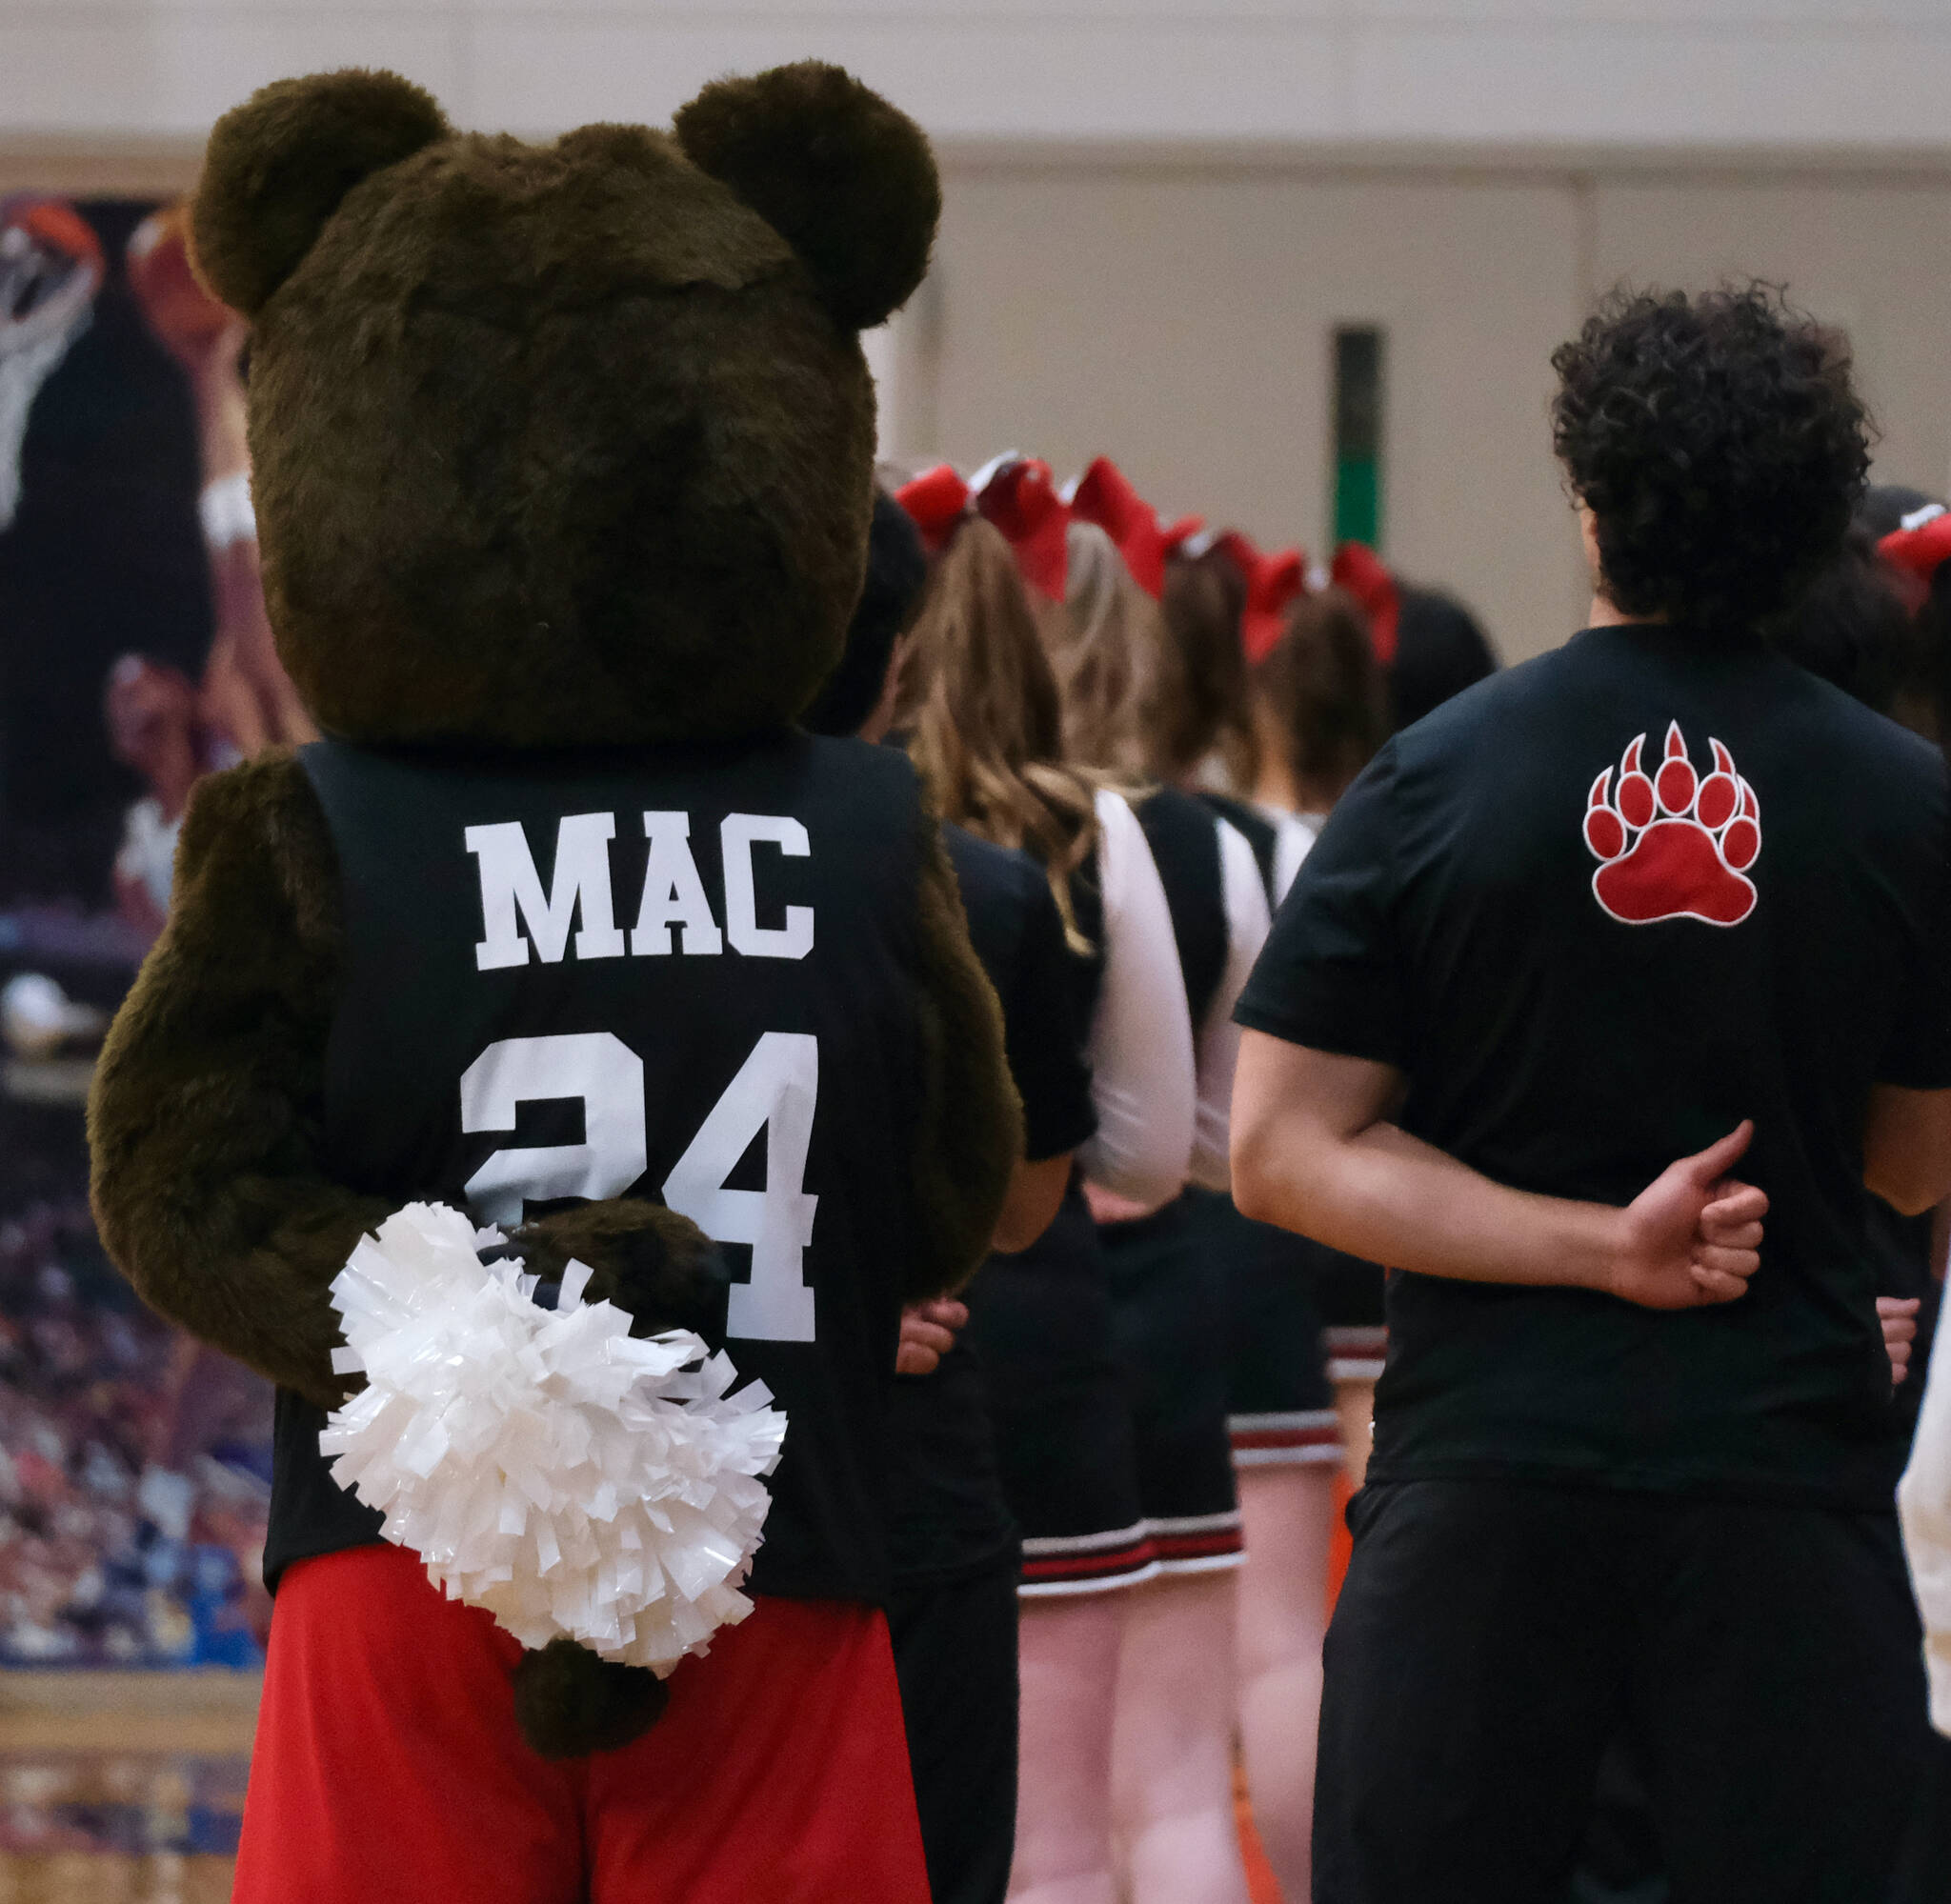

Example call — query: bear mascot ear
[191,69,450,317]
[674,61,939,331]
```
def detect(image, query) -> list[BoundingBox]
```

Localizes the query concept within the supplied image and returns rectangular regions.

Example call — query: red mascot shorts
[233,1542,932,1904]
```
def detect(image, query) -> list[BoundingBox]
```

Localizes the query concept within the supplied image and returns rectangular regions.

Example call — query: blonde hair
[899,516,1100,948]
[1046,520,1164,778]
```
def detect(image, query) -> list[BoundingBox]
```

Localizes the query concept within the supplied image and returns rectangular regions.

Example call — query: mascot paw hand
[512,1637,670,1760]
[511,1199,728,1344]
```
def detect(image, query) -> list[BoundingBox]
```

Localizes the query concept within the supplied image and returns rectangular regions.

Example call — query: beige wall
[909,164,1585,660]
[1592,180,1951,515]
[887,155,1951,663]
[5,0,1947,671]
[6,128,1948,669]
[5,2,1951,145]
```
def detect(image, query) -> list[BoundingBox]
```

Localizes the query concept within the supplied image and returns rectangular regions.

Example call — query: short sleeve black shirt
[887,826,1098,1588]
[1236,623,1951,1508]
[946,826,1097,1164]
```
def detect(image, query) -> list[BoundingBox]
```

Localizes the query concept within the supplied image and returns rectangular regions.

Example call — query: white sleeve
[1188,818,1272,1193]
[1271,811,1321,904]
[1901,1319,1951,1737]
[1076,789,1197,1213]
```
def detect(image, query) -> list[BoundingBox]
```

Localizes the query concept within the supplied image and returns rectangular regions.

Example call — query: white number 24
[458,1031,819,1342]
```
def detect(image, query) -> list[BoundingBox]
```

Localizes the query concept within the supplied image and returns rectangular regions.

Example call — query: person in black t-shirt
[806,491,1089,1904]
[1768,517,1948,1440]
[896,505,1197,1904]
[1079,497,1355,1900]
[886,825,1095,1904]
[1872,502,1951,1904]
[1233,286,1951,1904]
[1223,577,1399,1900]
[1042,513,1257,1904]
[1565,471,1946,1904]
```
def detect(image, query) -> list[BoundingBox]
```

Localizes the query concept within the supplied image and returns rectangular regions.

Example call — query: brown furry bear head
[191,65,939,745]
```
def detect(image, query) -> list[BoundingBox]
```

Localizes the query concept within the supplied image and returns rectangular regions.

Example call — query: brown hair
[898,516,1100,946]
[1253,587,1389,807]
[1046,519,1164,777]
[1157,545,1250,781]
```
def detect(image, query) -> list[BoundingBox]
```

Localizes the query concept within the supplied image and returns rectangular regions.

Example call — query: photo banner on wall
[0,194,315,1673]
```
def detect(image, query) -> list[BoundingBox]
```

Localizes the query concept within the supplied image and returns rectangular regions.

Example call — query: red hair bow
[974,454,1072,602]
[1068,456,1202,600]
[892,465,971,555]
[1330,542,1400,668]
[1879,509,1951,604]
[1214,531,1307,668]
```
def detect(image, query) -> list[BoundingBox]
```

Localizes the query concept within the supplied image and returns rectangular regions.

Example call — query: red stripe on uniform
[1021,1541,1158,1583]
[1150,1531,1243,1562]
[1231,1428,1339,1452]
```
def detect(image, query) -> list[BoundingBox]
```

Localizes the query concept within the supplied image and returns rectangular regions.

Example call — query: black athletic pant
[1314,1479,1929,1904]
[887,1560,1020,1904]
[1893,1729,1951,1904]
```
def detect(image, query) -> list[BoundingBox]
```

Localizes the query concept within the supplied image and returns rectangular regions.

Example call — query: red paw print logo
[1583,723,1760,927]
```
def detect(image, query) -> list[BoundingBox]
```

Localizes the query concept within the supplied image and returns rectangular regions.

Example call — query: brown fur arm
[87,752,393,1410]
[905,807,1023,1300]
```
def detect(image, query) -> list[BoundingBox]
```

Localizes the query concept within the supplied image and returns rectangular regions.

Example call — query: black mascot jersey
[265,732,930,1602]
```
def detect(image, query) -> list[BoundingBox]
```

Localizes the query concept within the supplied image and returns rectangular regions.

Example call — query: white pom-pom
[321,1202,787,1675]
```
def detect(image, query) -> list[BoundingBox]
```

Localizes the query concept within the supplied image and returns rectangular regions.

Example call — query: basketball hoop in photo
[0,196,104,531]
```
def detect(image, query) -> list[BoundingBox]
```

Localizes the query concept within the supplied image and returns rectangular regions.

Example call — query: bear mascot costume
[86,62,1020,1904]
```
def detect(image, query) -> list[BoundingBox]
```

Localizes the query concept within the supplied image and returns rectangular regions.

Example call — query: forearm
[189,362,250,486]
[1235,1114,1623,1293]
[1864,1084,1951,1218]
[200,631,271,757]
[212,547,319,750]
[192,401,318,751]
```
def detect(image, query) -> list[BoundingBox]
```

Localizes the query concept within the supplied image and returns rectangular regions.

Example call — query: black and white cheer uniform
[1094,785,1262,1572]
[965,789,1193,1596]
[1197,794,1352,1470]
[887,823,1099,1904]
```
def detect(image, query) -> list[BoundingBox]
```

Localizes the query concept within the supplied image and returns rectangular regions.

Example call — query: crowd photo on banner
[0,191,290,1679]
[2,52,1951,1904]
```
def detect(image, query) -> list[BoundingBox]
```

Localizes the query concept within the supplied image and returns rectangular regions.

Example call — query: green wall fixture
[1333,326,1384,551]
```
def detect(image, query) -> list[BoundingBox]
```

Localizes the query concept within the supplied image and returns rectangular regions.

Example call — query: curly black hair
[1551,285,1871,631]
